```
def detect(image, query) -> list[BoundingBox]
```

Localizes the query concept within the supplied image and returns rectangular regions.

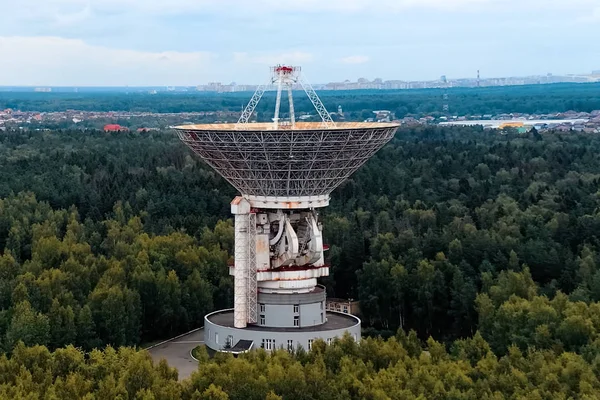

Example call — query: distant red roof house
[103,124,128,132]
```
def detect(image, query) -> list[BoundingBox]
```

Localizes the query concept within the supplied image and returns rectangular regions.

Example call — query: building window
[353,334,357,342]
[260,315,265,325]
[262,339,275,350]
[320,302,323,310]
[308,339,313,350]
[215,333,219,345]
[321,313,324,323]
[207,329,211,341]
[293,304,299,313]
[343,305,349,314]
[260,303,265,313]
[287,340,294,352]
[226,335,234,348]
[327,338,332,346]
[294,316,299,327]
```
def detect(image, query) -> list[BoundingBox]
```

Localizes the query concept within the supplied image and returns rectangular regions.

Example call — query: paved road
[148,328,204,381]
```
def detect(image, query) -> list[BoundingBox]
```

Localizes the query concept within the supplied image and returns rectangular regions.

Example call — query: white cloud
[340,56,370,65]
[0,36,215,86]
[4,0,600,26]
[0,0,510,18]
[233,52,314,66]
[586,6,600,21]
[0,36,317,85]
[26,0,589,15]
[240,0,493,12]
[1,0,599,85]
[53,4,93,26]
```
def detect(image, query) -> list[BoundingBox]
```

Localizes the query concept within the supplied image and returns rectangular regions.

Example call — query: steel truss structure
[233,212,250,328]
[177,122,398,199]
[237,85,266,126]
[247,212,257,325]
[236,65,335,130]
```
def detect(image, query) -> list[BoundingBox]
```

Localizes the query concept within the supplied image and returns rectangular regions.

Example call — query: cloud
[0,36,316,85]
[1,0,505,19]
[233,52,315,66]
[1,0,599,85]
[585,6,600,21]
[340,56,370,65]
[4,0,600,29]
[54,4,93,26]
[0,36,215,86]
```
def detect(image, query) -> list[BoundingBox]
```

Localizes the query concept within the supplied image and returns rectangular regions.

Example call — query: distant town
[2,107,600,134]
[3,70,600,94]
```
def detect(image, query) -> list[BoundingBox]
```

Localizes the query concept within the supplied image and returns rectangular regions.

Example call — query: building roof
[225,339,254,354]
[207,309,360,333]
[104,124,123,131]
[327,298,358,304]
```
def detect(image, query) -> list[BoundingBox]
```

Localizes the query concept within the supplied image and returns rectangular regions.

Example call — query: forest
[2,82,600,118]
[2,126,600,398]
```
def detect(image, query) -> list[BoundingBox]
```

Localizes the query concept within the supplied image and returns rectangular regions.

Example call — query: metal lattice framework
[233,213,249,328]
[237,85,266,126]
[298,76,335,128]
[247,212,257,324]
[176,122,399,198]
[236,65,335,130]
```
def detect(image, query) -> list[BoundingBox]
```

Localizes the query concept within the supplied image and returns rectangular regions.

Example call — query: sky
[0,0,599,86]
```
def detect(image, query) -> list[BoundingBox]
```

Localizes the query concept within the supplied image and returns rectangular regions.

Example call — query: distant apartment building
[195,82,253,93]
[326,298,360,316]
[373,110,392,122]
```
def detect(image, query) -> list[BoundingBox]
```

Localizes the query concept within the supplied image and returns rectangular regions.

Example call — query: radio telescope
[175,66,399,354]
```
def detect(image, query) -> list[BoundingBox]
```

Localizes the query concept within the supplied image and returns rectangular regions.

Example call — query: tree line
[2,125,600,397]
[3,126,600,347]
[2,82,600,117]
[3,329,600,399]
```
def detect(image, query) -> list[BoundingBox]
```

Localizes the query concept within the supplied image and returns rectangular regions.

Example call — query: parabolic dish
[175,122,400,198]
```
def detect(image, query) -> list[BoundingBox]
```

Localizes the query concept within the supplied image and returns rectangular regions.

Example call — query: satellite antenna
[174,66,400,353]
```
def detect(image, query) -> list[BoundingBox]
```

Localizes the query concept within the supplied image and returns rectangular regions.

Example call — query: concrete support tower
[175,66,400,354]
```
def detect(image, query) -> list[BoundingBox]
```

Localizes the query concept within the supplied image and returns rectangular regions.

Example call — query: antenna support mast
[237,65,335,130]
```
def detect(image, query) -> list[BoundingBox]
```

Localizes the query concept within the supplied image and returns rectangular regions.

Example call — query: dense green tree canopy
[3,333,600,399]
[2,123,600,397]
[0,192,232,349]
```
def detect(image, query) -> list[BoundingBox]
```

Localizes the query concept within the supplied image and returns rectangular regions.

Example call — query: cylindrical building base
[204,309,361,354]
[257,285,326,328]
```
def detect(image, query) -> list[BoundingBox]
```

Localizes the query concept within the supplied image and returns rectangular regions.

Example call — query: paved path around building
[147,328,204,381]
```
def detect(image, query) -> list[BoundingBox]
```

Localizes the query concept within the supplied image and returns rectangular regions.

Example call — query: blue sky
[0,0,599,86]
